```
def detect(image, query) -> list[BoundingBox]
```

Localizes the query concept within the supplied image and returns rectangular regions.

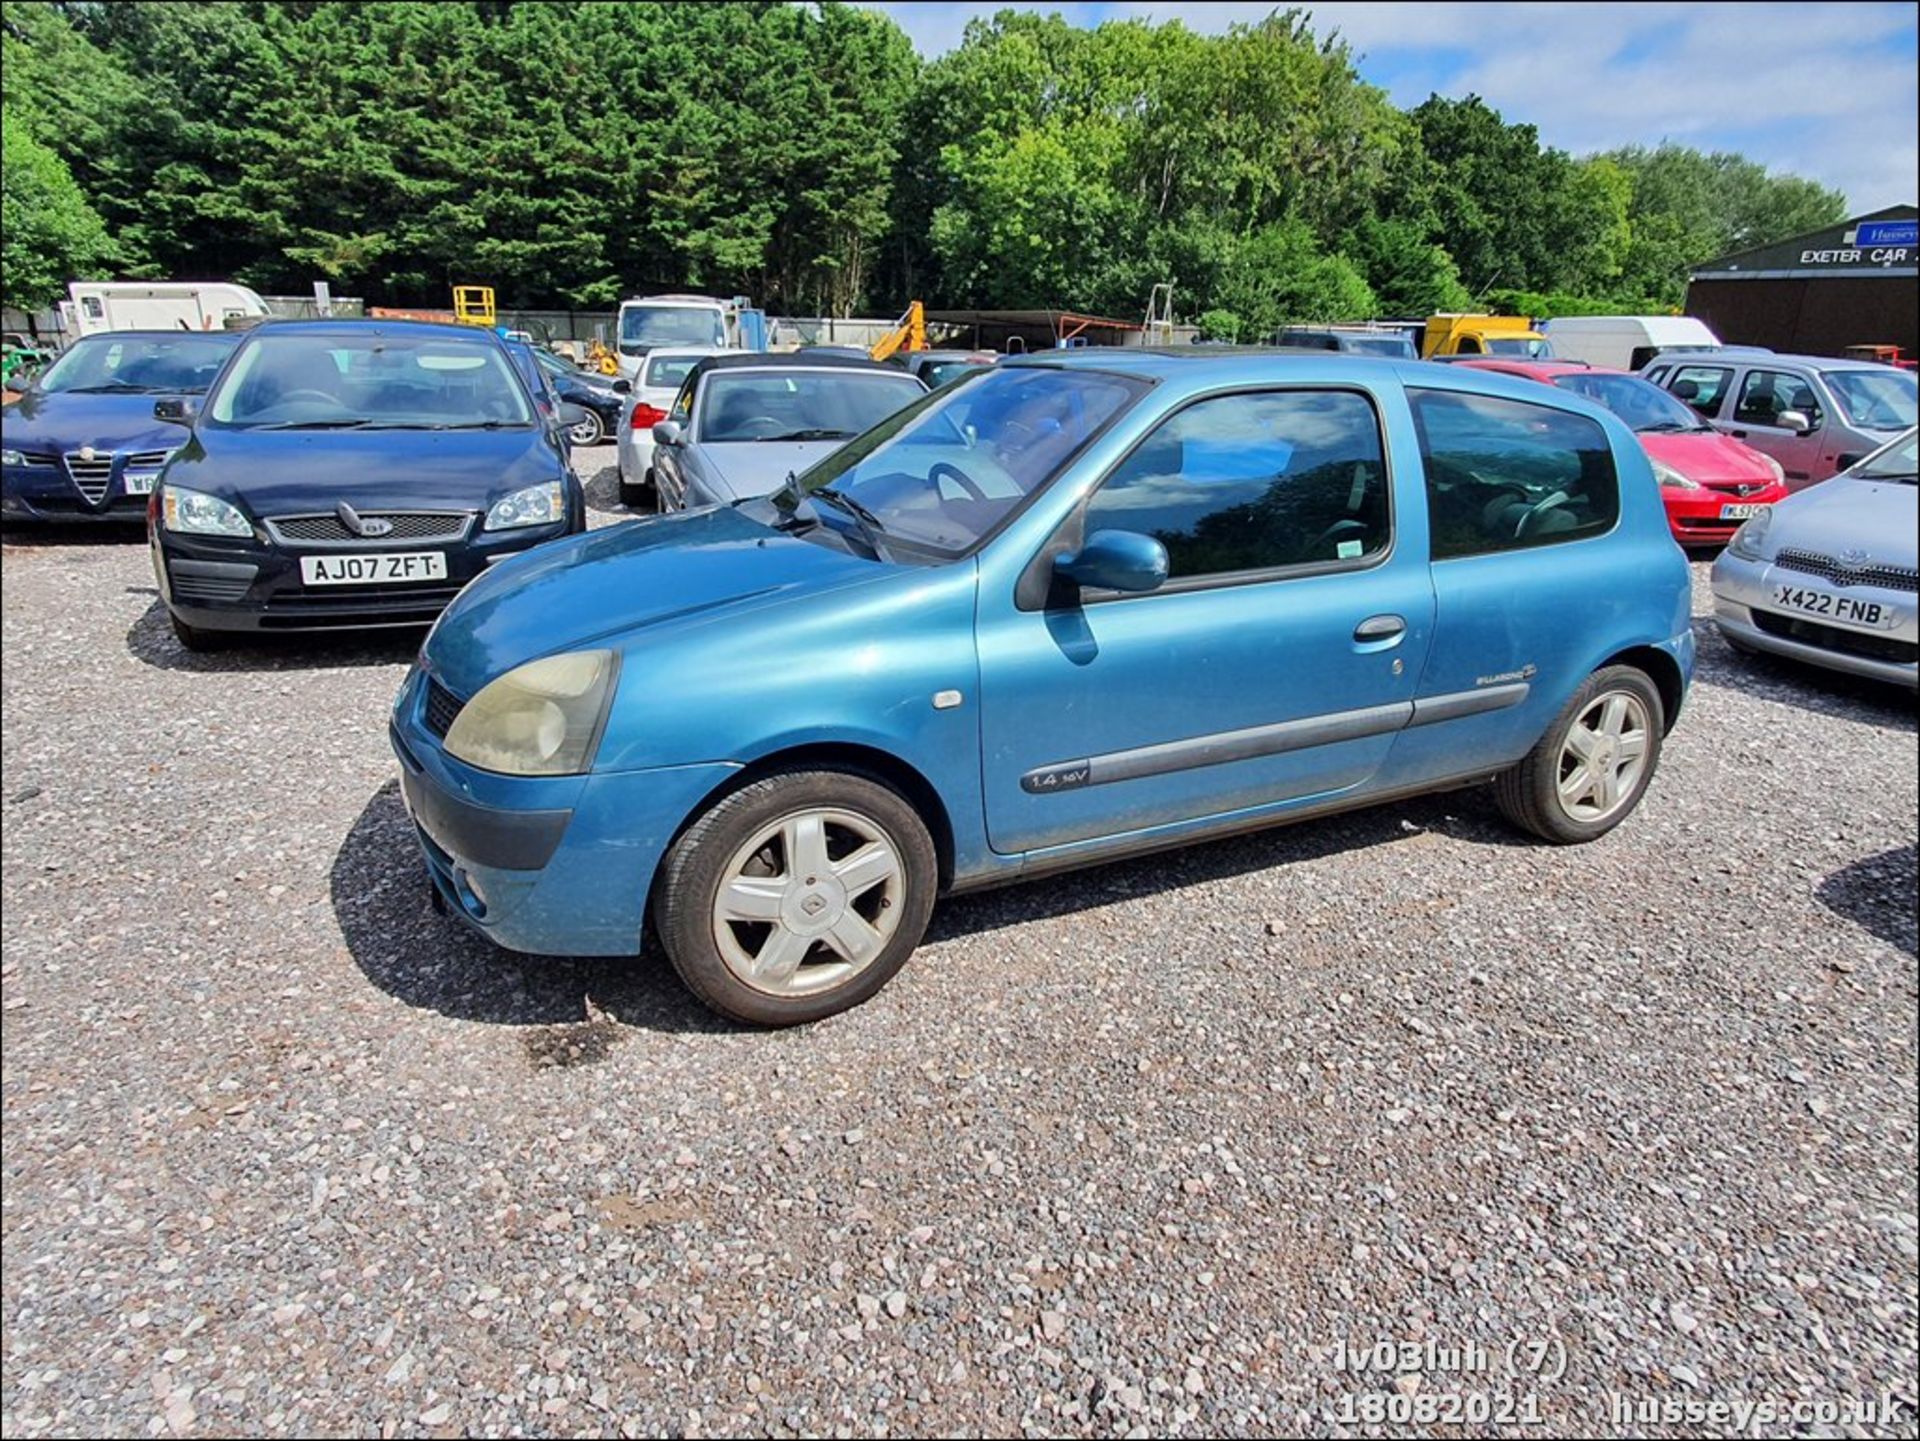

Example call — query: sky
[862,1,1919,215]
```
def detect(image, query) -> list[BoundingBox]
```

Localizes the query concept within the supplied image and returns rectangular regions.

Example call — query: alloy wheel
[1555,691,1651,824]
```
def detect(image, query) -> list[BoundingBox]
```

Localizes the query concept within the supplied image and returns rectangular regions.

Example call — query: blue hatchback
[390,351,1694,1025]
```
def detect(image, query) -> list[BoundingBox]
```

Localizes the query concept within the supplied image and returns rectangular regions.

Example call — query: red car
[1458,360,1788,546]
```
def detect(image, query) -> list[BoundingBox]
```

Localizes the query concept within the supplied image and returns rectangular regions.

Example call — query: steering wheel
[1516,490,1571,538]
[724,415,786,439]
[928,459,989,502]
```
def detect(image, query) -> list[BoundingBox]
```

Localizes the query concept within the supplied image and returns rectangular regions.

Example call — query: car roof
[1458,359,1626,381]
[1667,351,1905,373]
[70,328,246,343]
[237,317,506,342]
[689,350,903,376]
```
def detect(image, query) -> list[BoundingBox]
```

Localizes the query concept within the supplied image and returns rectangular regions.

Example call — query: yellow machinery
[869,300,927,363]
[453,285,497,329]
[583,338,621,376]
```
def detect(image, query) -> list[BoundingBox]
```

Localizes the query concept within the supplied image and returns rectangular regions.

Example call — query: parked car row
[4,321,1910,1025]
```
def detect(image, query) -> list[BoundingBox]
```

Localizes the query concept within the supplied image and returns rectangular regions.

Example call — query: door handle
[1354,614,1406,643]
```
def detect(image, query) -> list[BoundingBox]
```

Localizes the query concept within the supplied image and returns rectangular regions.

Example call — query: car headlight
[162,485,252,537]
[1758,452,1786,486]
[1651,460,1701,491]
[441,649,617,776]
[1729,508,1774,561]
[1,448,25,468]
[484,481,566,530]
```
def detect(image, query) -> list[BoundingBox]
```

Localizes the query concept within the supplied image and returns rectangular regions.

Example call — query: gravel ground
[4,450,1916,1438]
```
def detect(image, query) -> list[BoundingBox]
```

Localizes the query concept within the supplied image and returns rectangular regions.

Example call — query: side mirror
[556,402,591,430]
[1776,409,1814,434]
[153,397,198,426]
[651,420,684,448]
[1055,529,1169,594]
[611,378,631,395]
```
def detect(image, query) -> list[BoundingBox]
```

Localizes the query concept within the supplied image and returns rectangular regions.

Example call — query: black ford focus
[149,320,585,650]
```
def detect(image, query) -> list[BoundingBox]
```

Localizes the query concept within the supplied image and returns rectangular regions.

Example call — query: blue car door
[974,382,1436,858]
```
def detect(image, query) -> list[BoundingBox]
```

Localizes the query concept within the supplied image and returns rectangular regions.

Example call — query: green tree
[1340,217,1469,315]
[1,105,116,308]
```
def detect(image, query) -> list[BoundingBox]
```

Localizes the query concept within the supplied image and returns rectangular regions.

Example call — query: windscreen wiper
[68,383,161,394]
[250,418,376,430]
[812,486,892,560]
[760,428,853,442]
[430,420,525,430]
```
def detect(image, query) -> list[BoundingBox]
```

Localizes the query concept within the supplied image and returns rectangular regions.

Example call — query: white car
[1711,428,1917,690]
[616,346,721,507]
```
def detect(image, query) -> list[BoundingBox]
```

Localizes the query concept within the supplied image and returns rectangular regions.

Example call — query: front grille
[1677,515,1740,530]
[20,450,59,466]
[424,678,465,738]
[125,449,172,470]
[63,451,114,502]
[1753,610,1918,665]
[1704,481,1767,497]
[266,512,471,544]
[1774,547,1919,592]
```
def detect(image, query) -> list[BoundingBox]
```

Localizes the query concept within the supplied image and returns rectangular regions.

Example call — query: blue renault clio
[390,351,1694,1025]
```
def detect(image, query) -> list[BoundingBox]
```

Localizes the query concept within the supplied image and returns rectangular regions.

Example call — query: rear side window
[1734,369,1824,428]
[1082,388,1389,581]
[1409,389,1620,560]
[1665,365,1730,416]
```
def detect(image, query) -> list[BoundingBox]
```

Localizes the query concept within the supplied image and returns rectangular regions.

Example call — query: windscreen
[1850,430,1917,481]
[1486,336,1554,358]
[34,334,237,394]
[699,371,925,443]
[643,353,706,391]
[1551,373,1709,432]
[619,305,725,351]
[1825,370,1917,431]
[763,365,1146,558]
[207,331,534,428]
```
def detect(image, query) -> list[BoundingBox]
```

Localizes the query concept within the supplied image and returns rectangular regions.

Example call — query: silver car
[1711,428,1917,690]
[615,346,720,507]
[1641,352,1916,490]
[650,353,926,510]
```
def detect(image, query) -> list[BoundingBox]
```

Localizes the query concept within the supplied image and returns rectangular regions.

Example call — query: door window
[1080,389,1389,583]
[1664,365,1730,416]
[1733,369,1824,429]
[1409,388,1619,559]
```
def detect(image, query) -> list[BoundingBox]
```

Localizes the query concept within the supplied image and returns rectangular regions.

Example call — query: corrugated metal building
[1685,205,1917,359]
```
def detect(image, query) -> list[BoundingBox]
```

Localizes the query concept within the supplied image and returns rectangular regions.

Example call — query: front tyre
[169,613,228,653]
[1493,665,1664,844]
[654,770,938,1026]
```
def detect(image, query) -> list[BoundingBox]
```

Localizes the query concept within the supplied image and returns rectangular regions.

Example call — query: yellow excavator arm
[869,301,926,363]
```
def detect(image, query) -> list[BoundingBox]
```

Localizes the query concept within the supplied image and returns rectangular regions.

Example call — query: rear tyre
[653,769,938,1026]
[169,613,228,653]
[567,411,605,447]
[1493,665,1664,844]
[618,468,654,509]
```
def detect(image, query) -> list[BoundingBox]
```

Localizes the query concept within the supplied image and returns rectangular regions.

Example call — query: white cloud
[863,0,1918,210]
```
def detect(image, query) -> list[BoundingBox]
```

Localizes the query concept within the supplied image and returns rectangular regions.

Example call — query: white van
[67,281,270,337]
[1542,315,1721,371]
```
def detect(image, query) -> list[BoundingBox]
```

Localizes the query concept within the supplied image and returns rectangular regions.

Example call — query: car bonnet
[421,504,883,696]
